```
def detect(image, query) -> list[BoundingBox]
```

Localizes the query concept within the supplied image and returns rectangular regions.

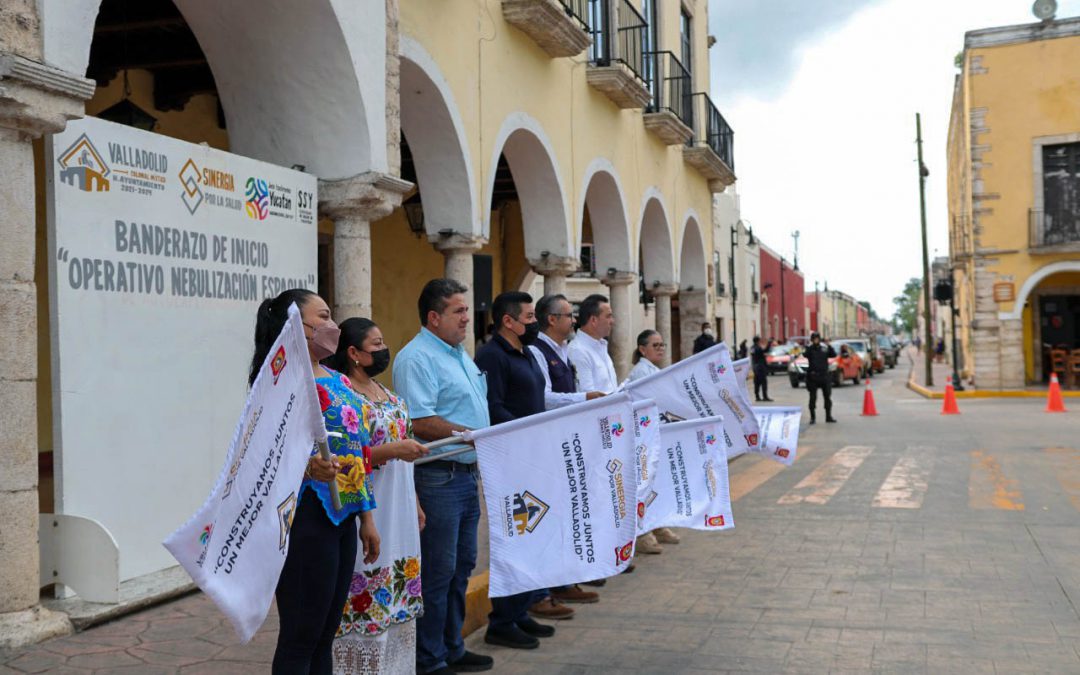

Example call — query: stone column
[318,172,412,320]
[602,272,637,381]
[679,289,709,363]
[0,52,95,649]
[433,233,487,355]
[650,283,679,366]
[530,255,579,297]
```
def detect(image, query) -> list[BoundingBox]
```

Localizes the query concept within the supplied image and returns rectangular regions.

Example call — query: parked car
[867,336,886,374]
[788,349,842,388]
[877,335,901,369]
[765,345,795,374]
[833,338,871,383]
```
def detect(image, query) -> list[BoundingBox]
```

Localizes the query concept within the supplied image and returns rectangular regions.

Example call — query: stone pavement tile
[783,644,836,669]
[214,632,277,663]
[138,616,216,642]
[927,655,995,673]
[64,649,144,670]
[780,572,830,590]
[690,654,788,673]
[38,667,92,675]
[837,627,884,646]
[127,637,227,666]
[733,587,816,610]
[68,620,149,639]
[4,649,67,673]
[1053,619,1080,638]
[871,642,926,671]
[1024,642,1080,666]
[805,625,841,643]
[748,621,811,643]
[179,661,269,674]
[91,666,175,675]
[41,635,142,656]
[698,635,791,662]
[762,606,847,623]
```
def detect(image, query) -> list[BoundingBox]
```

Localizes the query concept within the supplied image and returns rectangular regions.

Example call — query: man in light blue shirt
[394,278,493,675]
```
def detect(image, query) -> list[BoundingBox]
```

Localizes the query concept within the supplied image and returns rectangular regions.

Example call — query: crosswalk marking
[777,446,873,505]
[969,450,1024,510]
[729,446,815,502]
[1045,448,1080,511]
[872,448,934,509]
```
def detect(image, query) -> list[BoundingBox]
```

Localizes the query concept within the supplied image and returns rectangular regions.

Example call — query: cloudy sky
[708,0,1080,317]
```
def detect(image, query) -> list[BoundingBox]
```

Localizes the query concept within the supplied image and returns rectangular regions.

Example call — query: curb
[906,377,1080,400]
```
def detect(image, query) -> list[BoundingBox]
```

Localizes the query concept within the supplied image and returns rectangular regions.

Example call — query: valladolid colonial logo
[505,490,549,536]
[57,133,111,192]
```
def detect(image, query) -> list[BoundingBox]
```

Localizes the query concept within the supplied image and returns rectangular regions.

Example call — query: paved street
[4,365,1080,673]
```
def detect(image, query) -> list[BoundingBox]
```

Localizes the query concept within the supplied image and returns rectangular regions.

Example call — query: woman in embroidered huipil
[250,290,423,675]
[326,319,429,675]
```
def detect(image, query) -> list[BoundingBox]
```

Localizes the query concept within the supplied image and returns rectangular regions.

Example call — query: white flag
[733,357,750,382]
[753,406,803,466]
[624,343,761,459]
[640,416,734,532]
[470,393,638,597]
[631,399,662,535]
[163,304,325,643]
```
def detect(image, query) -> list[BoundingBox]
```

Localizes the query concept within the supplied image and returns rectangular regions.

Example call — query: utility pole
[730,225,738,348]
[917,112,934,387]
[779,257,787,342]
[949,266,964,391]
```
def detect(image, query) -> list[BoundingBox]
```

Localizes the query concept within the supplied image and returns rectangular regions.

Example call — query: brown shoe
[636,532,662,554]
[581,578,607,587]
[550,584,599,604]
[528,597,575,620]
[653,527,681,545]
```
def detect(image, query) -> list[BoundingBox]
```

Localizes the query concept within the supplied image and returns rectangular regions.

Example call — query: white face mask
[704,328,714,336]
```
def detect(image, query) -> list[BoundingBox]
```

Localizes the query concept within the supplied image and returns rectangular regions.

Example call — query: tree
[892,277,921,334]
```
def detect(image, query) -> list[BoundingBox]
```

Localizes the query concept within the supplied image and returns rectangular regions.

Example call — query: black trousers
[753,366,769,400]
[807,375,833,419]
[272,490,358,675]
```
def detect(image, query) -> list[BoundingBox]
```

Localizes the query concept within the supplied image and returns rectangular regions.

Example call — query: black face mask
[363,348,391,377]
[520,321,541,346]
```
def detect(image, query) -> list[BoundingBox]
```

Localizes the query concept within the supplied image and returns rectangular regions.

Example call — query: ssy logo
[270,346,287,384]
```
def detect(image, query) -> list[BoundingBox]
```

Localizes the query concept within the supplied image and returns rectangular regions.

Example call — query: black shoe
[826,416,837,423]
[448,650,495,672]
[516,616,555,638]
[763,397,775,402]
[808,418,816,425]
[484,625,540,650]
[755,397,762,402]
[581,578,607,587]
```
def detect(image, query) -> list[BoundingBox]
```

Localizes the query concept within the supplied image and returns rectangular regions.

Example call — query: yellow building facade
[948,16,1080,388]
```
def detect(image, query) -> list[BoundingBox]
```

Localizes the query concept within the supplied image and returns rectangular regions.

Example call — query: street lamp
[730,223,739,346]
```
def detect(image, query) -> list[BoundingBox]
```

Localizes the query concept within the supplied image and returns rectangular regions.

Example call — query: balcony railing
[646,50,692,129]
[1030,207,1080,250]
[558,0,590,31]
[691,92,734,171]
[588,0,648,84]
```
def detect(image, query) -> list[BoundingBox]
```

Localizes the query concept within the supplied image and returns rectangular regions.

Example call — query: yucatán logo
[245,177,270,220]
[503,490,549,536]
[57,133,111,192]
[599,414,624,450]
[708,360,726,384]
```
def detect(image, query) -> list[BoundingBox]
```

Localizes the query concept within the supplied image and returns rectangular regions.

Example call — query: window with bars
[1043,142,1080,245]
[679,8,693,82]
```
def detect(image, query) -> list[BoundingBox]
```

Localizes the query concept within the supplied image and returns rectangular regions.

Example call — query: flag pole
[318,434,343,511]
[415,436,476,465]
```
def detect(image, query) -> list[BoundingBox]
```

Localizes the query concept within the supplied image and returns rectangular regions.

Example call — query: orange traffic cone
[861,379,878,416]
[1046,373,1067,413]
[941,376,960,415]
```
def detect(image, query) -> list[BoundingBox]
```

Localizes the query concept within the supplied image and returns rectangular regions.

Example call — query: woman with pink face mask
[249,289,424,675]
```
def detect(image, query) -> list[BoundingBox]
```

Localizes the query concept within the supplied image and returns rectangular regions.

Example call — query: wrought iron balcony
[585,0,650,109]
[501,0,592,58]
[1029,208,1080,252]
[642,51,693,145]
[683,92,735,188]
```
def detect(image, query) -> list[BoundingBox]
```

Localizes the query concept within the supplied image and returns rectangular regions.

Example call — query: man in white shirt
[567,294,618,394]
[530,294,605,410]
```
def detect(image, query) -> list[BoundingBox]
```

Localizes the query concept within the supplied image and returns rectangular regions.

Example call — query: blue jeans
[414,464,480,673]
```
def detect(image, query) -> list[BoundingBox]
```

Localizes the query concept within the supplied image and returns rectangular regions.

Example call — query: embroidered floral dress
[334,382,422,675]
[306,370,376,524]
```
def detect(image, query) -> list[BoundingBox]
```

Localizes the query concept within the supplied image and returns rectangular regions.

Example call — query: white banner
[47,116,317,581]
[470,393,638,597]
[752,406,803,466]
[639,416,734,532]
[163,305,324,643]
[631,399,662,535]
[733,357,750,382]
[624,343,761,460]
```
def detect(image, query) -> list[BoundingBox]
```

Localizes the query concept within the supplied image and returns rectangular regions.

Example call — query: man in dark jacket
[692,322,716,354]
[804,332,837,424]
[751,336,773,402]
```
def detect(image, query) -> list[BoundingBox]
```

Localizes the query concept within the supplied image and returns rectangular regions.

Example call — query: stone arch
[45,0,376,178]
[580,158,633,273]
[486,114,572,257]
[638,188,675,286]
[400,38,478,236]
[999,260,1080,320]
[679,213,707,290]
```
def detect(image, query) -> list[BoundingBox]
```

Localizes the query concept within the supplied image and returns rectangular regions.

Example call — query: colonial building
[758,242,805,341]
[948,14,1080,388]
[712,186,760,350]
[0,0,736,646]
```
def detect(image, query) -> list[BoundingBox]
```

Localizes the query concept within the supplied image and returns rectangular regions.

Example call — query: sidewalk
[905,347,1079,399]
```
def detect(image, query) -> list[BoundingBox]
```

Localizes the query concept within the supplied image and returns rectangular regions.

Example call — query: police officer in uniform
[751,336,773,402]
[804,332,837,424]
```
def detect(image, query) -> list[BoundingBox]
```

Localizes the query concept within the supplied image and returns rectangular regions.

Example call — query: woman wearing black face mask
[324,318,430,674]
